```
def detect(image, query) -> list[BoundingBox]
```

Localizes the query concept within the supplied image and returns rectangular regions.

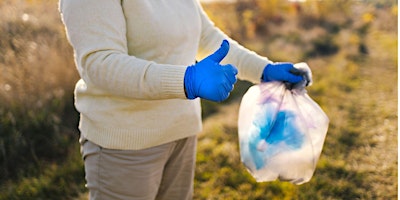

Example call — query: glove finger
[218,88,230,102]
[207,39,230,63]
[285,73,303,83]
[222,80,233,93]
[289,68,310,85]
[226,64,238,75]
[276,62,294,70]
[223,74,236,85]
[289,67,305,76]
[221,64,238,84]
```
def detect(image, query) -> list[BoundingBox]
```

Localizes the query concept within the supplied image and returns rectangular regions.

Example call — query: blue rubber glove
[261,62,304,83]
[184,40,238,102]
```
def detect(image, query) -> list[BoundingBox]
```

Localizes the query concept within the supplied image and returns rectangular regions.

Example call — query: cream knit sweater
[59,0,271,150]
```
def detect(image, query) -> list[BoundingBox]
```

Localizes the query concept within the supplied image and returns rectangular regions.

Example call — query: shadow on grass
[201,80,252,119]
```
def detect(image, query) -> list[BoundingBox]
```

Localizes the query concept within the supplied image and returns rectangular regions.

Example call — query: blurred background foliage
[0,0,397,199]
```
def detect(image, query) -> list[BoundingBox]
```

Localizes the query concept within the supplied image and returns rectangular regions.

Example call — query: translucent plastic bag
[238,63,329,185]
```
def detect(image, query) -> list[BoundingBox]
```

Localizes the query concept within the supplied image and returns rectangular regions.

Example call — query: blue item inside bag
[238,64,329,185]
[250,110,304,170]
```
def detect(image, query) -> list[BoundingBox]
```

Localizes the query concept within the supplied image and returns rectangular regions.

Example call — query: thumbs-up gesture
[184,40,238,102]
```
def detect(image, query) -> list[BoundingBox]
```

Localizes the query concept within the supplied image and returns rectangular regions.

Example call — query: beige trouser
[80,135,197,200]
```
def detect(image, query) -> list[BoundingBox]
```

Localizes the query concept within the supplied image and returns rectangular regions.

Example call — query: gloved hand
[261,62,304,84]
[184,40,238,102]
[293,62,313,86]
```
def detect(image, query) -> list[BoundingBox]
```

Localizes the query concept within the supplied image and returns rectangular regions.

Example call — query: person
[59,0,310,199]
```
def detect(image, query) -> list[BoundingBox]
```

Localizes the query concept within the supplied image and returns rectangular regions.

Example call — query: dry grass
[0,1,83,199]
[196,1,397,199]
[0,0,76,106]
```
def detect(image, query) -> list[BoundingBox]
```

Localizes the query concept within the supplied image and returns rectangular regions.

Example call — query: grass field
[0,0,397,199]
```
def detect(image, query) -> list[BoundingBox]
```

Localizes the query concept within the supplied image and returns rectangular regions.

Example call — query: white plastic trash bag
[238,63,329,185]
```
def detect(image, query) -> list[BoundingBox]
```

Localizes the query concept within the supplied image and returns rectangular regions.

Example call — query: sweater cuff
[247,58,272,84]
[160,65,188,99]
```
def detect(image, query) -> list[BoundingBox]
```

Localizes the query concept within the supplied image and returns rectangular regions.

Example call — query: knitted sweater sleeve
[195,1,272,84]
[59,0,187,100]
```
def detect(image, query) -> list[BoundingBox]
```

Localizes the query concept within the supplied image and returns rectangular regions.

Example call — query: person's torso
[122,0,202,65]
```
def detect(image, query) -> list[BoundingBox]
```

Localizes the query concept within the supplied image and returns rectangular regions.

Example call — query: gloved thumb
[207,39,230,63]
